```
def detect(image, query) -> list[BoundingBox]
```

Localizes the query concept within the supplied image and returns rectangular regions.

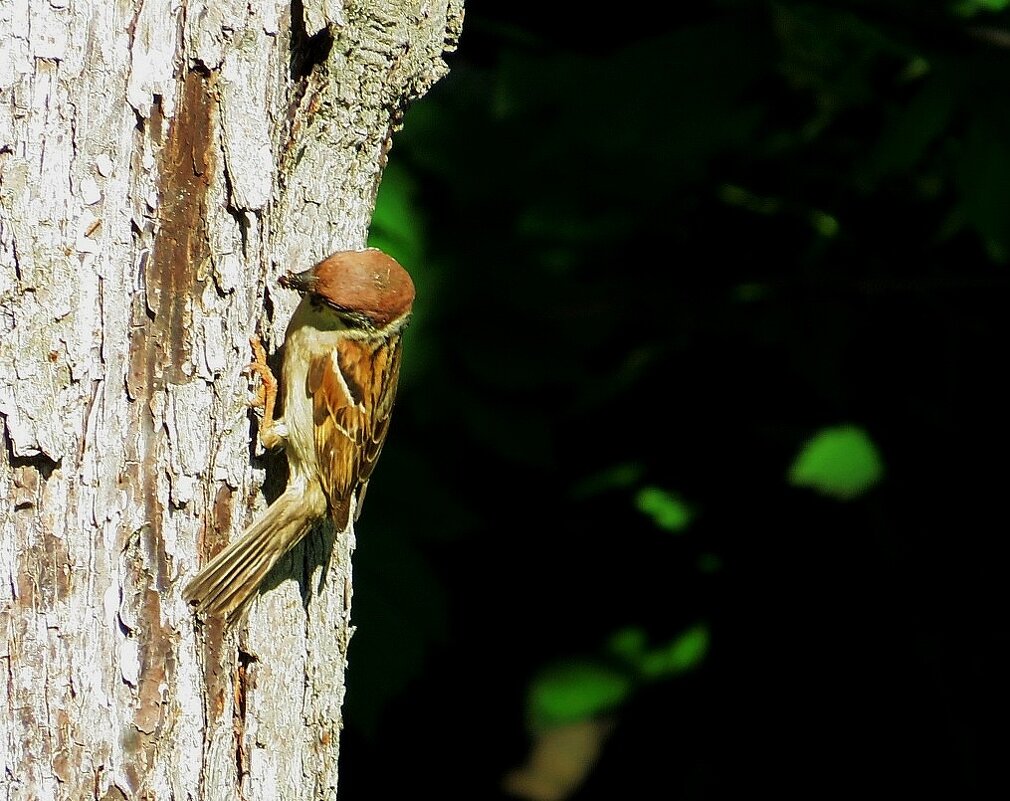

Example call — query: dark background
[341,1,1010,797]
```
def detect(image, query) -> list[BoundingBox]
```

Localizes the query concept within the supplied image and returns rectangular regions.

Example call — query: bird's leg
[245,335,284,450]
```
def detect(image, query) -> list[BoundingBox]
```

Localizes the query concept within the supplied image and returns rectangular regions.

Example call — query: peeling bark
[0,1,463,798]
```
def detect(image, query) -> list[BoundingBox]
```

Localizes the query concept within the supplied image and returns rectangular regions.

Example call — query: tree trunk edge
[0,2,464,799]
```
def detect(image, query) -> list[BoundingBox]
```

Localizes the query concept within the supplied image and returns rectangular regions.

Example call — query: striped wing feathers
[307,333,403,530]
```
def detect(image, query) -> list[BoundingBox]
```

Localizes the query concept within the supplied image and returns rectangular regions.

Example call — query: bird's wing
[307,332,404,529]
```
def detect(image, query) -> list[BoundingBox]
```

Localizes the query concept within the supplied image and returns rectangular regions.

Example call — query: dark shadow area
[288,0,335,80]
[338,2,1010,798]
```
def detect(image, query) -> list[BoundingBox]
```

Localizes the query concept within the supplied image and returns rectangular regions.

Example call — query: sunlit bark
[0,1,462,797]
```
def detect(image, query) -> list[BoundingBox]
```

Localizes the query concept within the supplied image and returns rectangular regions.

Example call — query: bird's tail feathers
[184,490,317,620]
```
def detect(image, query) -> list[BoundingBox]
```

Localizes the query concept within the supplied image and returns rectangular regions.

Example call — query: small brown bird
[184,248,415,619]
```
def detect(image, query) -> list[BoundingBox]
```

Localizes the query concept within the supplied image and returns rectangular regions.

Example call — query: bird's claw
[244,335,280,449]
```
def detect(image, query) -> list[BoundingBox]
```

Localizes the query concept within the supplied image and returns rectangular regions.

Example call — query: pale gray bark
[0,1,462,798]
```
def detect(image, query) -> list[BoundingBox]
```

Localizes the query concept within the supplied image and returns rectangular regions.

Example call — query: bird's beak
[278,267,318,294]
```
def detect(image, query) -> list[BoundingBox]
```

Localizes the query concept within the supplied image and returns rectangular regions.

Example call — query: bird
[184,247,415,619]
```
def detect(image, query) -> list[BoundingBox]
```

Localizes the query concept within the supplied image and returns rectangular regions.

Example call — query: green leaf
[636,625,710,680]
[635,487,693,532]
[952,0,1010,15]
[809,210,839,238]
[609,625,711,679]
[870,73,955,179]
[788,425,885,500]
[527,661,633,729]
[956,114,1010,262]
[570,462,645,499]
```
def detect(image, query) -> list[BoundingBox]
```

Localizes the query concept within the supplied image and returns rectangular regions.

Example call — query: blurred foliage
[525,624,709,731]
[609,624,710,680]
[351,1,1010,798]
[954,0,1010,14]
[788,424,885,499]
[527,662,633,730]
[634,487,693,532]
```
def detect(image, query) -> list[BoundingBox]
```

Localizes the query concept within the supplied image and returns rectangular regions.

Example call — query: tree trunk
[0,1,462,798]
